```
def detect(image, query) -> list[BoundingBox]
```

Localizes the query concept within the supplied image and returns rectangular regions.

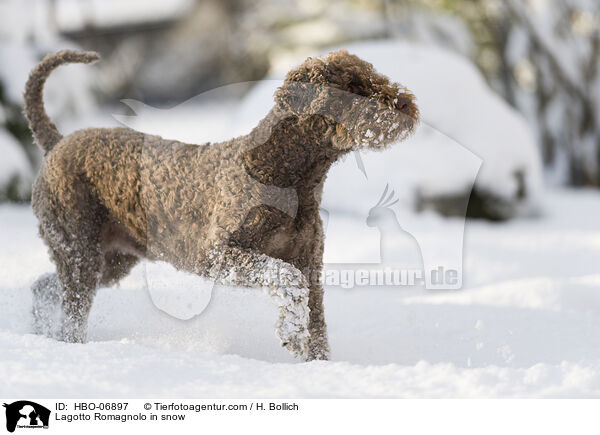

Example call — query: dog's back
[33,126,229,266]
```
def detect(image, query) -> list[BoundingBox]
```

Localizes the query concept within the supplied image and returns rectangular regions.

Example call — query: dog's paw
[58,316,88,343]
[268,284,310,360]
[31,273,63,338]
[278,324,310,360]
[280,336,309,360]
[307,333,330,361]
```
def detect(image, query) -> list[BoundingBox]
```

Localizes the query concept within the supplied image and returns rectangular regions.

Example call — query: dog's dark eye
[348,83,363,96]
[395,96,412,114]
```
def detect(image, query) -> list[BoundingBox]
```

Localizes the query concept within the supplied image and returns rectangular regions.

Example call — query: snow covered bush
[235,40,543,220]
[436,0,600,187]
[0,0,98,202]
[502,0,600,186]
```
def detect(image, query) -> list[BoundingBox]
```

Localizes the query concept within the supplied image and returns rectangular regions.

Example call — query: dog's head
[275,49,419,151]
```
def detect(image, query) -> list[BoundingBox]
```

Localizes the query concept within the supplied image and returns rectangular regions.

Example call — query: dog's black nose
[395,96,412,115]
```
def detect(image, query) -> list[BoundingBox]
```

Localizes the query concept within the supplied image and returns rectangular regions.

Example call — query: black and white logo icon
[3,401,50,432]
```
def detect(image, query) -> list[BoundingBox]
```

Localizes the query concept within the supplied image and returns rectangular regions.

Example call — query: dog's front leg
[307,281,330,360]
[207,246,310,360]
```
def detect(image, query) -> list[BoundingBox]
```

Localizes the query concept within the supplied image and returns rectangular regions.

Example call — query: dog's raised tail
[24,50,100,154]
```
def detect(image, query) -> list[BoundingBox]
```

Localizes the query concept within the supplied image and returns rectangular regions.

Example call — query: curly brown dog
[26,49,418,361]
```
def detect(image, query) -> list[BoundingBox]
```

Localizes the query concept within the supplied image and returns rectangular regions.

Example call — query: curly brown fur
[24,50,100,154]
[28,49,418,360]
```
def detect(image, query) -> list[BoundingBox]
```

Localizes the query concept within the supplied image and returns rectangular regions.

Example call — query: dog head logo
[3,401,50,432]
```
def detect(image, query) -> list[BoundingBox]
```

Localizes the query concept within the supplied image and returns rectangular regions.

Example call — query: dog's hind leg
[36,198,105,343]
[31,273,62,337]
[33,240,135,342]
[53,227,105,343]
[54,247,103,343]
[49,236,103,343]
[207,246,310,360]
[33,228,104,344]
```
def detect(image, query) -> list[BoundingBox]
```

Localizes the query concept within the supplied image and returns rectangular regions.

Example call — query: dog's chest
[230,204,317,260]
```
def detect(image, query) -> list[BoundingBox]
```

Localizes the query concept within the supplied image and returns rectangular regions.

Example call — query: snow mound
[236,40,543,220]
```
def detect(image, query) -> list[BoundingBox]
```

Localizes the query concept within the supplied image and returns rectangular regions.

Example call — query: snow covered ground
[2,188,600,398]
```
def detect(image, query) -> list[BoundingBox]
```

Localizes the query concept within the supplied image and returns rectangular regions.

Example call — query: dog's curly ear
[274,57,327,114]
[275,81,319,114]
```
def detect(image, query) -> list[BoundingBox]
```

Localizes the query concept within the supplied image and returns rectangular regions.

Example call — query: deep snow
[2,188,600,398]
